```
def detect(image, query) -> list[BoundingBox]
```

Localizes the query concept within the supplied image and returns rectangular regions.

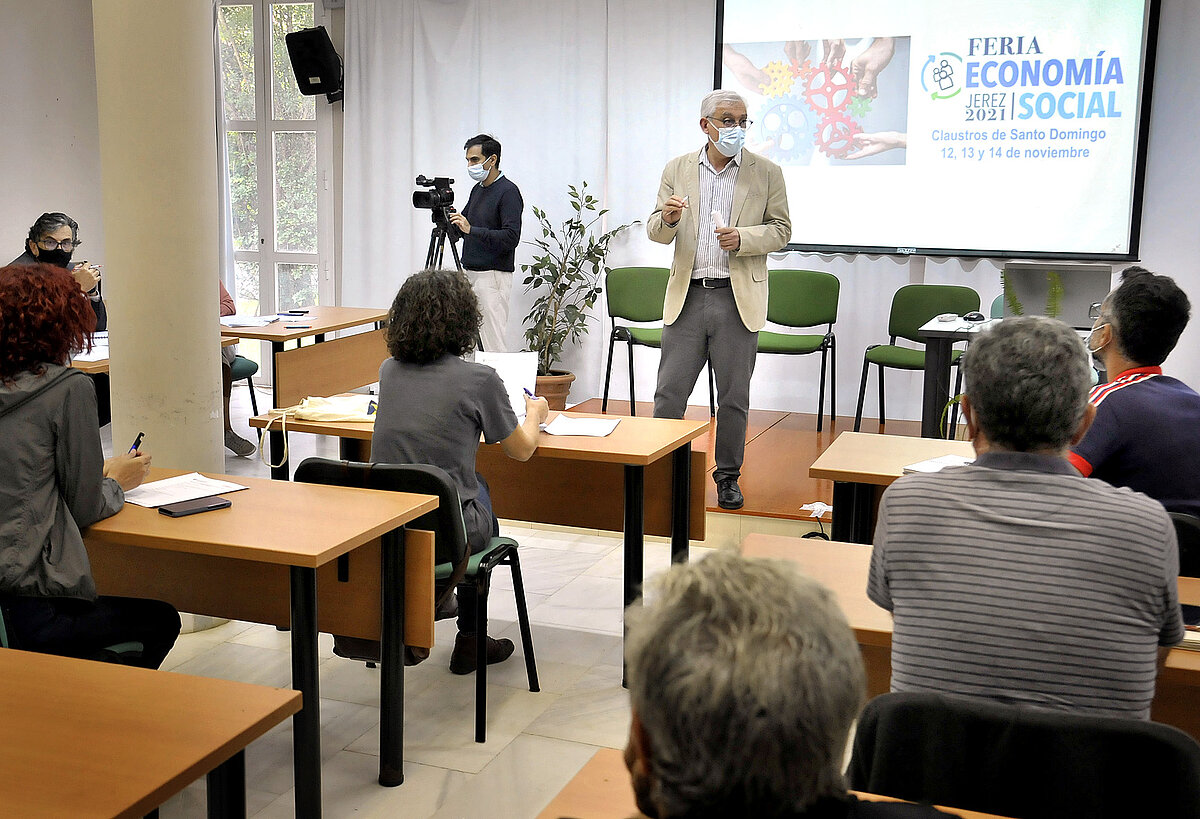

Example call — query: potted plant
[521,181,636,409]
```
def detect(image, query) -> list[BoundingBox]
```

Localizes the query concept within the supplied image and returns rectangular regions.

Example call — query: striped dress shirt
[692,147,740,280]
[868,450,1183,720]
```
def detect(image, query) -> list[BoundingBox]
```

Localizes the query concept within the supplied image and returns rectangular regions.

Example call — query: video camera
[413,175,461,239]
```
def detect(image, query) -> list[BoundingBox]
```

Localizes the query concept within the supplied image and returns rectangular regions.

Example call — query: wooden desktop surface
[72,337,237,375]
[0,649,300,819]
[810,431,975,486]
[220,305,387,342]
[251,411,709,467]
[536,748,1015,819]
[741,533,1200,740]
[85,467,436,569]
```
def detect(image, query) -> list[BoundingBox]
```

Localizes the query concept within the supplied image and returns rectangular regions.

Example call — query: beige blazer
[646,149,791,332]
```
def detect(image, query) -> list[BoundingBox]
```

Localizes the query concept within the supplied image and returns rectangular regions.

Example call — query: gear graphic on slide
[756,95,814,163]
[814,110,862,158]
[849,93,873,119]
[791,58,814,82]
[803,62,858,115]
[757,59,796,99]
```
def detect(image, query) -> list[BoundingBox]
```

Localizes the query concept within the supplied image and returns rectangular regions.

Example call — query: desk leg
[622,464,645,688]
[206,749,246,818]
[670,444,691,564]
[378,527,406,787]
[290,566,322,819]
[921,337,953,439]
[270,341,291,481]
[832,481,874,545]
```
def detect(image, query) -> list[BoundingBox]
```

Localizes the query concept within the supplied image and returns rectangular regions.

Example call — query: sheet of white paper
[123,472,249,508]
[902,454,974,474]
[800,501,832,519]
[220,315,280,328]
[474,351,538,418]
[542,414,620,437]
[73,344,109,363]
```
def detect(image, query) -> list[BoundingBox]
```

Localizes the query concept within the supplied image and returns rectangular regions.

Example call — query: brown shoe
[332,635,427,666]
[449,632,514,675]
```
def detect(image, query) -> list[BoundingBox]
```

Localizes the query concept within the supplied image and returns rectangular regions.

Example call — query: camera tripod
[424,217,464,273]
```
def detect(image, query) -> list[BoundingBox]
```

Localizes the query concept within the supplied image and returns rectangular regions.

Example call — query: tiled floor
[97,384,758,817]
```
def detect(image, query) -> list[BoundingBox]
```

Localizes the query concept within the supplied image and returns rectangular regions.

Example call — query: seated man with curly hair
[370,268,548,673]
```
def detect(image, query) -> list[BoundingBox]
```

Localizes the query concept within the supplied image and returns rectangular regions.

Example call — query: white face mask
[1086,323,1109,354]
[467,157,492,182]
[709,124,746,158]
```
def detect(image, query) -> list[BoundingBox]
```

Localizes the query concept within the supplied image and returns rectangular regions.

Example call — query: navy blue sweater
[460,174,523,272]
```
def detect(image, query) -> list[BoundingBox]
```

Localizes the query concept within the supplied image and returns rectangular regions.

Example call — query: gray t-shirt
[371,354,517,550]
[868,450,1183,720]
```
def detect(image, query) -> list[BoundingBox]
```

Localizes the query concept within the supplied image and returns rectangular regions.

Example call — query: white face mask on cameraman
[467,157,493,182]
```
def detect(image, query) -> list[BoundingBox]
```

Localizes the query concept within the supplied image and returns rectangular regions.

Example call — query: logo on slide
[922,52,962,100]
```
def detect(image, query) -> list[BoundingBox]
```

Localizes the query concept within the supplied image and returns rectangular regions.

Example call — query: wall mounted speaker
[284,26,343,103]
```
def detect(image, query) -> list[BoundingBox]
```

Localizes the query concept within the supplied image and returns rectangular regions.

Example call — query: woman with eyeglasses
[13,212,111,425]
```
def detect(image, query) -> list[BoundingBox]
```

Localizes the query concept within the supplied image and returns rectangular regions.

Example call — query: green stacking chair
[230,354,260,416]
[602,267,714,417]
[853,284,980,433]
[990,293,1005,319]
[294,457,539,744]
[757,269,840,431]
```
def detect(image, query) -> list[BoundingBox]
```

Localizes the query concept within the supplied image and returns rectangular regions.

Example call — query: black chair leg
[507,552,539,692]
[816,346,828,433]
[949,364,964,439]
[602,332,617,413]
[854,356,871,432]
[828,337,837,431]
[246,378,259,416]
[878,365,887,429]
[707,360,716,417]
[475,575,488,744]
[628,341,637,417]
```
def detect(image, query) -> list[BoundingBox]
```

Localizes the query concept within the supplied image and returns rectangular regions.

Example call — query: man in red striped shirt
[1070,266,1200,516]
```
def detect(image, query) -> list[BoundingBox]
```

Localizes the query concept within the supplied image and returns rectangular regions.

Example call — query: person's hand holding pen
[103,431,152,491]
[522,387,550,427]
[661,194,689,227]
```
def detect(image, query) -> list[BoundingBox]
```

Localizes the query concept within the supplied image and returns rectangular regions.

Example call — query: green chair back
[606,267,669,324]
[766,269,839,328]
[889,284,980,343]
[990,293,1005,319]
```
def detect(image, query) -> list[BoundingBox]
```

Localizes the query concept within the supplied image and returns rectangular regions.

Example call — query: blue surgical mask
[710,125,745,158]
[467,157,491,182]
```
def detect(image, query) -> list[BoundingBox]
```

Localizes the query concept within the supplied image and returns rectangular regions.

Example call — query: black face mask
[34,247,73,268]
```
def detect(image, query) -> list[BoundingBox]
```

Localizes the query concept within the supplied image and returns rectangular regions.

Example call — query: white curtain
[343,0,996,419]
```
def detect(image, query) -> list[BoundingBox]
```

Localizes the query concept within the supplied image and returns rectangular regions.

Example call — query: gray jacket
[0,364,123,600]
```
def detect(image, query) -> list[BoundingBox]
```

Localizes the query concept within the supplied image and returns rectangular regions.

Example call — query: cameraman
[448,134,522,352]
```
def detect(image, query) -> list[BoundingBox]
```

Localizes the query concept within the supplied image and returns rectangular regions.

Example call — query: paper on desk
[543,414,620,437]
[123,472,249,508]
[72,343,109,362]
[902,454,974,474]
[475,351,537,419]
[220,315,280,328]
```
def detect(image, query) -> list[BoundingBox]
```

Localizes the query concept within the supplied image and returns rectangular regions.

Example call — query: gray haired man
[869,316,1183,720]
[648,90,791,510]
[624,552,953,818]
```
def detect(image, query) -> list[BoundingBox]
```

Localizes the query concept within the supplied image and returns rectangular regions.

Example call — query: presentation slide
[719,0,1156,258]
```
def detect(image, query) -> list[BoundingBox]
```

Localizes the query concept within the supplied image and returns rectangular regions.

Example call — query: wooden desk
[72,337,237,375]
[741,533,1200,745]
[250,411,710,680]
[537,748,1015,819]
[224,306,388,475]
[0,649,300,818]
[809,432,975,543]
[84,468,438,814]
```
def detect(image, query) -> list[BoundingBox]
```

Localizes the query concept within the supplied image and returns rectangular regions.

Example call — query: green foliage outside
[522,182,636,375]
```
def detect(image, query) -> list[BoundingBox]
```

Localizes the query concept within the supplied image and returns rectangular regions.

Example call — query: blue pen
[523,387,536,398]
[129,431,144,453]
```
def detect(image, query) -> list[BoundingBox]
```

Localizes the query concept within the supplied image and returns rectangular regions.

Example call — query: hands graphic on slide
[844,131,907,160]
[850,37,895,98]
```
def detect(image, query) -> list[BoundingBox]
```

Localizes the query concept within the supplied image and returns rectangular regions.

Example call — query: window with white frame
[217,1,334,370]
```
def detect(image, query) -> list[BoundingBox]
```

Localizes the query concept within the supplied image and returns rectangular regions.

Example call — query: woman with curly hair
[370,268,547,673]
[0,263,180,668]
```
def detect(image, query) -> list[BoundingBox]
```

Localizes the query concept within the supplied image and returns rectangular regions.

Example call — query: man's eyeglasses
[36,238,80,252]
[707,116,752,129]
[1088,303,1103,320]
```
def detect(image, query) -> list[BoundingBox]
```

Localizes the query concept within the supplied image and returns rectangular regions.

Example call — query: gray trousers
[654,285,758,483]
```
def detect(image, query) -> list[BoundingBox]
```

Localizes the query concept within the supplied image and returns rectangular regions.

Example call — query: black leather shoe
[449,633,515,675]
[716,478,744,510]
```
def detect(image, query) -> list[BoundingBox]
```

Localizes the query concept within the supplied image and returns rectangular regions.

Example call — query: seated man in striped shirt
[1070,266,1200,516]
[868,316,1183,720]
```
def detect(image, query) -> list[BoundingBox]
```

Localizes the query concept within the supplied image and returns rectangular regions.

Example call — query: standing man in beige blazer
[648,90,791,509]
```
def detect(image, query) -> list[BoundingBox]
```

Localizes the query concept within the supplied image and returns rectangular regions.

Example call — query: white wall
[1,0,106,263]
[11,0,1199,423]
